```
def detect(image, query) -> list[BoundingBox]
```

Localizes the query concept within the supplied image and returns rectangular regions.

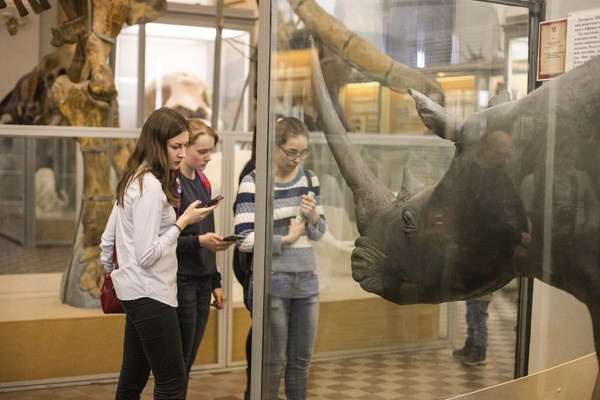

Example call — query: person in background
[234,117,327,400]
[176,119,233,381]
[100,108,217,400]
[453,294,492,366]
[453,130,529,367]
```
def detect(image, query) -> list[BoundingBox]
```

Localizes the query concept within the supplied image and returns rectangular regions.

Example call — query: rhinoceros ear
[408,88,463,142]
[400,167,424,197]
[487,90,511,107]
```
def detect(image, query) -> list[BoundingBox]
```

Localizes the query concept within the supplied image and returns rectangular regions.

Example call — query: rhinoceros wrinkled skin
[311,45,600,370]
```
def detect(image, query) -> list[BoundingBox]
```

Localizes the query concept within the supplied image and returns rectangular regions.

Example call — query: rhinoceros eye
[403,209,416,235]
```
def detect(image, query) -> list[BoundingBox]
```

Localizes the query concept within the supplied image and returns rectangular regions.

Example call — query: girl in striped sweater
[234,117,327,400]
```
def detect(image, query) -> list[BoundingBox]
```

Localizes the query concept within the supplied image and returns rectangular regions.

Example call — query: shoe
[463,345,487,366]
[452,338,474,359]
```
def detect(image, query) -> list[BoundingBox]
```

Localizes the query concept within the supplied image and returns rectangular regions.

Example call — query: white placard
[566,8,600,71]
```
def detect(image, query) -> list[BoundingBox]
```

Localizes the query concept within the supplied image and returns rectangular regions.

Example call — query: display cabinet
[252,0,600,399]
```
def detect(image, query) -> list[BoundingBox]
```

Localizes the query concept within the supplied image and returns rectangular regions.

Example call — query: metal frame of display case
[253,0,545,398]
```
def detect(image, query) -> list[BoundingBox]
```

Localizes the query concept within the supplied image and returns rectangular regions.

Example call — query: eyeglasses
[279,146,311,161]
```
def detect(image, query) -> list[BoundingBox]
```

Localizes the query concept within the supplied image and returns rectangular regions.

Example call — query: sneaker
[463,345,487,366]
[452,338,474,359]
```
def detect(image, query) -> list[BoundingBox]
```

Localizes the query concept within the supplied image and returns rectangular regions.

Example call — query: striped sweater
[234,167,327,273]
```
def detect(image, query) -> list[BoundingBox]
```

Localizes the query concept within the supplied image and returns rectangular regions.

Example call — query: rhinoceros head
[313,36,600,305]
[313,48,600,370]
[311,44,437,300]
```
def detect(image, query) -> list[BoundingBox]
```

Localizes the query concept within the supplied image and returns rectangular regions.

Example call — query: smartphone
[222,234,243,242]
[203,195,223,208]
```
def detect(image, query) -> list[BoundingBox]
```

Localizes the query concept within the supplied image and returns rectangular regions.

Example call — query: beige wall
[0,12,40,98]
[546,0,600,20]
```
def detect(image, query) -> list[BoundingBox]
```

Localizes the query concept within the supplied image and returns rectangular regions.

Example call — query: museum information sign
[566,8,600,71]
[537,18,568,81]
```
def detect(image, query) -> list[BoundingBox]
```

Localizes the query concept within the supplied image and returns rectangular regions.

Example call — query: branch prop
[288,0,443,99]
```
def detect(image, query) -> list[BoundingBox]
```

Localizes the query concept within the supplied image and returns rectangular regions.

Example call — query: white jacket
[100,172,180,307]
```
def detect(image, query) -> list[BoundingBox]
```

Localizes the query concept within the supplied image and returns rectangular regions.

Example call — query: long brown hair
[116,107,189,207]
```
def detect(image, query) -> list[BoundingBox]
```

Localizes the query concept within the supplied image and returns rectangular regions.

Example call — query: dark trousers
[243,273,253,400]
[116,298,187,400]
[176,278,212,376]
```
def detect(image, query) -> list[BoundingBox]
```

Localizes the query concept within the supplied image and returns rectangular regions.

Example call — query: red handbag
[100,241,125,314]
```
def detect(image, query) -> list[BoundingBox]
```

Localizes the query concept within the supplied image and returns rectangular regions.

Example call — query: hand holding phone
[295,191,315,224]
[201,195,223,208]
[222,234,243,242]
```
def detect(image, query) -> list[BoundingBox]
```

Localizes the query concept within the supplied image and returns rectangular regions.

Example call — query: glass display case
[115,22,252,130]
[0,136,77,248]
[251,0,600,399]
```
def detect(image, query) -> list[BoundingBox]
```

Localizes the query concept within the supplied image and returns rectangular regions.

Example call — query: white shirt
[100,172,180,307]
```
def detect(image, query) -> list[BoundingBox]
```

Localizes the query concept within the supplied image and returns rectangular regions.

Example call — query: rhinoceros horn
[400,167,425,199]
[408,88,464,142]
[310,38,396,234]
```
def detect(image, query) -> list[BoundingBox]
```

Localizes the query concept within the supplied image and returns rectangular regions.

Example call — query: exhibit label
[566,8,600,71]
[537,18,568,81]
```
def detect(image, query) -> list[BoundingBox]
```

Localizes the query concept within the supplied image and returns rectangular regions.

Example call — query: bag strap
[305,168,314,193]
[196,170,211,196]
[176,170,212,218]
[112,239,119,270]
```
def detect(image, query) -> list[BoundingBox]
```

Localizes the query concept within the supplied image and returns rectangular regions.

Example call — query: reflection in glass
[115,23,251,131]
[0,137,24,242]
[263,0,532,398]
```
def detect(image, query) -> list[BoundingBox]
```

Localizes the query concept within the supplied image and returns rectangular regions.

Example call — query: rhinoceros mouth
[351,237,387,297]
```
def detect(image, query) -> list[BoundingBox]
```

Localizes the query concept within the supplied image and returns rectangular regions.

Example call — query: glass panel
[0,136,78,274]
[230,138,254,364]
[116,23,251,130]
[220,32,252,131]
[260,0,537,398]
[0,137,25,244]
[115,25,141,129]
[33,137,78,246]
[527,2,600,380]
[143,23,216,121]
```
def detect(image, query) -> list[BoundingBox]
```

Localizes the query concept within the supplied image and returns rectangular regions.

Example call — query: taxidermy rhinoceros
[312,46,600,388]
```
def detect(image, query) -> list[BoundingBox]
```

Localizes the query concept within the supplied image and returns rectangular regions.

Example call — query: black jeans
[116,297,187,400]
[176,277,212,376]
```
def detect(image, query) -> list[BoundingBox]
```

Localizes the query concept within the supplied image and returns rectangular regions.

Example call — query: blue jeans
[268,293,319,400]
[466,300,489,348]
[116,298,187,400]
[176,277,212,376]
